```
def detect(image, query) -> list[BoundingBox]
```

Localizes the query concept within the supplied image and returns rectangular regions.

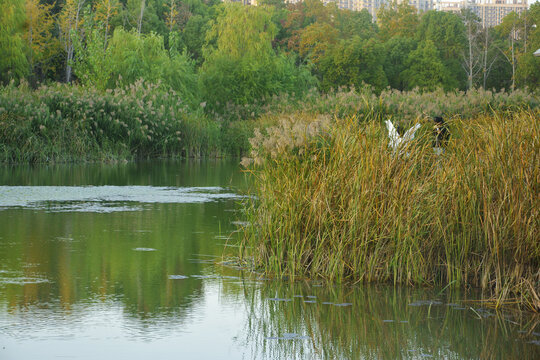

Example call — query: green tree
[416,10,466,89]
[58,0,86,82]
[94,0,119,49]
[401,40,452,91]
[377,1,419,41]
[124,0,164,36]
[335,8,377,40]
[177,14,210,64]
[73,28,198,106]
[382,36,417,90]
[320,37,387,92]
[200,4,315,110]
[298,22,339,70]
[460,9,482,89]
[515,4,540,89]
[0,0,28,83]
[516,52,540,90]
[279,0,336,53]
[494,11,523,90]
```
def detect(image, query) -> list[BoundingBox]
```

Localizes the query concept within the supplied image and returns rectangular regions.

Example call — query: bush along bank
[240,110,540,311]
[0,80,226,163]
[210,86,539,123]
[1,82,538,163]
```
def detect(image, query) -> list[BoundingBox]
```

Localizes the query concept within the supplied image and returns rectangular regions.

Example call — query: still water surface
[0,160,538,359]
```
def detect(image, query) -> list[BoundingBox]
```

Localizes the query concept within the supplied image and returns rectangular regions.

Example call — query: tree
[73,28,199,105]
[24,0,57,76]
[401,40,452,91]
[377,1,419,41]
[320,37,387,92]
[162,0,196,35]
[515,5,540,89]
[382,36,417,90]
[200,4,315,110]
[479,26,499,89]
[279,0,336,53]
[58,0,86,82]
[335,8,376,41]
[164,0,180,32]
[460,9,482,89]
[0,0,28,83]
[495,12,520,90]
[416,10,466,89]
[298,22,339,71]
[516,52,540,90]
[123,0,163,36]
[94,0,119,49]
[177,14,210,63]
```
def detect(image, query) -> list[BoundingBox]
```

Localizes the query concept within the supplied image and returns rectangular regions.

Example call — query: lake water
[0,160,538,359]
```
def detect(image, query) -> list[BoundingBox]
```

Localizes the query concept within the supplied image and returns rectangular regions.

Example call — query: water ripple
[0,186,243,212]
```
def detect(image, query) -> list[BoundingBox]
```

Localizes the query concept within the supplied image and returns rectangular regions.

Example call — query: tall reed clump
[0,80,221,163]
[216,86,539,122]
[240,110,539,311]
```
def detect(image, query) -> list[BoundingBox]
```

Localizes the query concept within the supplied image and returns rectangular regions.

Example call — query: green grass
[240,110,540,311]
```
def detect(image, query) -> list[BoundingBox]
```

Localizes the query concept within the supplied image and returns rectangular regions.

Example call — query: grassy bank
[0,81,250,163]
[213,86,539,122]
[1,81,538,163]
[240,110,539,311]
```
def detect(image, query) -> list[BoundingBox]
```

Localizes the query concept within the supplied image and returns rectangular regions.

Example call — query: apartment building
[436,0,529,27]
[319,0,434,19]
[469,0,528,27]
[435,0,466,12]
[240,0,526,27]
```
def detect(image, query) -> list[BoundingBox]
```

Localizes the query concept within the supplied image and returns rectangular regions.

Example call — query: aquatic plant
[240,110,540,311]
[0,80,221,162]
[213,85,539,123]
[1,80,538,164]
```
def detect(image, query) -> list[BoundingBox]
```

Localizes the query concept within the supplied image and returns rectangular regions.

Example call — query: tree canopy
[1,0,536,105]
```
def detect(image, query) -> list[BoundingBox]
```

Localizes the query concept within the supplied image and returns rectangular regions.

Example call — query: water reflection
[0,160,538,359]
[0,202,238,315]
[234,281,540,359]
[0,159,246,187]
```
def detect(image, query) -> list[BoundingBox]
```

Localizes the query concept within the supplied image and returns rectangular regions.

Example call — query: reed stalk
[241,110,540,311]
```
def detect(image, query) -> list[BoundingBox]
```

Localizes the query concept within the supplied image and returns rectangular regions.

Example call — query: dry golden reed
[241,110,540,311]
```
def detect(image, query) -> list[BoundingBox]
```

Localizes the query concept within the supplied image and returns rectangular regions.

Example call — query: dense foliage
[1,0,539,105]
[1,0,539,161]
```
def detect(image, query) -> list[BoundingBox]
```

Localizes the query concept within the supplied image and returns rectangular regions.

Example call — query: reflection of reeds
[236,281,540,359]
[241,110,540,311]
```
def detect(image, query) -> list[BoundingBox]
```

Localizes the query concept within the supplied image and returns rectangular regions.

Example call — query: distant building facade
[469,0,528,27]
[436,0,529,27]
[333,0,434,17]
[435,0,466,12]
[286,0,434,20]
[234,0,528,28]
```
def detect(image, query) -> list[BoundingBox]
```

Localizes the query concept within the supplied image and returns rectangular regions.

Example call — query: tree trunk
[137,0,146,36]
[66,0,85,83]
[511,28,515,91]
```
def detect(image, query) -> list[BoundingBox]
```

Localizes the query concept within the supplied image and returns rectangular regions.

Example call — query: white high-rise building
[436,0,529,27]
[284,0,434,20]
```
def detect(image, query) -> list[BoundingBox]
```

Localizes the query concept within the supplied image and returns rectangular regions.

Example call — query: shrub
[0,80,219,162]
